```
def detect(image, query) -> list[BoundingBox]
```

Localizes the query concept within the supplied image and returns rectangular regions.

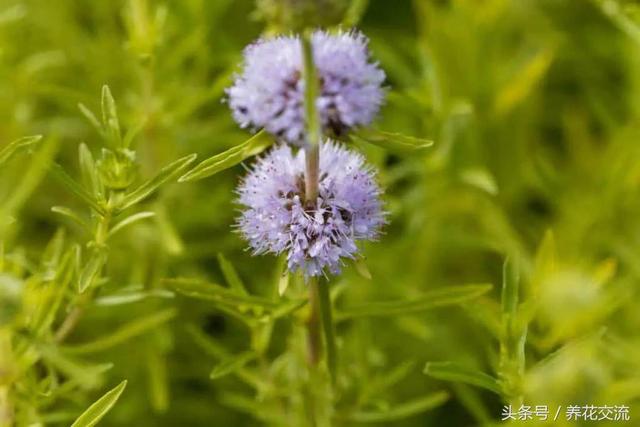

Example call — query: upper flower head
[237,140,385,277]
[227,30,386,146]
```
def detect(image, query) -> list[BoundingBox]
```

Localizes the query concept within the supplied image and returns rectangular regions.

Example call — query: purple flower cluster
[237,141,385,277]
[227,30,386,146]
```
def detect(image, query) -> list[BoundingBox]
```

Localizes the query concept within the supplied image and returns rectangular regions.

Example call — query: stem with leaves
[498,259,526,407]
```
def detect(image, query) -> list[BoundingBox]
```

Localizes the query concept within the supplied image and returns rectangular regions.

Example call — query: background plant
[1,0,640,426]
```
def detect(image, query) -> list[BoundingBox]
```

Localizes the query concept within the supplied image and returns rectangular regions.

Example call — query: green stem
[302,28,336,427]
[56,205,112,343]
[0,330,13,427]
[318,280,337,383]
[306,277,322,366]
[302,29,321,203]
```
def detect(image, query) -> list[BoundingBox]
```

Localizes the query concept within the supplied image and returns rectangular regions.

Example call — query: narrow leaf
[178,131,273,182]
[186,325,265,389]
[70,380,127,427]
[501,258,520,317]
[337,284,492,321]
[77,103,103,134]
[101,85,122,148]
[94,289,174,306]
[351,129,433,153]
[78,143,103,199]
[64,308,176,354]
[0,135,42,166]
[166,278,278,310]
[348,391,449,423]
[118,153,197,211]
[51,206,90,232]
[50,163,105,214]
[217,253,247,295]
[109,211,156,237]
[424,362,501,394]
[210,351,257,380]
[78,248,107,293]
[277,271,290,297]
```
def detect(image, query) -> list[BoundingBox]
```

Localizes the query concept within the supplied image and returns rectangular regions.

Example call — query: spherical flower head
[237,140,385,278]
[227,30,386,146]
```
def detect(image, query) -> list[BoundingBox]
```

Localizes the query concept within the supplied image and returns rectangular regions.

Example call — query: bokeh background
[1,0,640,425]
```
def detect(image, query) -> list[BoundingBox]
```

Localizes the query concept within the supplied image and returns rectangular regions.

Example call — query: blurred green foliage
[1,0,640,425]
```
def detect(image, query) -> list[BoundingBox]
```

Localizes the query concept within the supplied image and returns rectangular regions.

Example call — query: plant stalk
[318,280,337,383]
[302,29,321,203]
[306,277,322,366]
[0,330,13,427]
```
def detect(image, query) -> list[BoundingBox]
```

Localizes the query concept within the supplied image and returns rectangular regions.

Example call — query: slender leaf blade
[0,135,42,166]
[118,153,197,211]
[337,284,492,321]
[78,248,107,293]
[348,391,449,423]
[166,278,279,309]
[351,129,433,153]
[424,362,501,394]
[70,380,127,427]
[178,131,273,182]
[50,163,105,214]
[64,308,176,354]
[210,351,257,380]
[217,253,248,295]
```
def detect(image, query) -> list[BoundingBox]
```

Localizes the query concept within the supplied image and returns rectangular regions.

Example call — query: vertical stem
[0,330,13,427]
[306,277,322,366]
[499,258,525,407]
[301,29,337,427]
[318,280,337,383]
[0,388,10,427]
[302,29,324,368]
[302,29,321,203]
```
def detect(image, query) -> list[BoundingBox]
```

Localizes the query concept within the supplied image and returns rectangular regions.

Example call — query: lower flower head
[227,30,386,146]
[237,140,385,277]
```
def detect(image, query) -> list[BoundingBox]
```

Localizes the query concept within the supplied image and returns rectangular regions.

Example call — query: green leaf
[77,102,103,134]
[354,258,373,280]
[100,85,122,149]
[186,326,265,390]
[350,129,433,153]
[178,131,273,182]
[117,153,197,211]
[361,361,416,403]
[33,247,76,336]
[166,278,279,310]
[217,253,247,295]
[343,0,369,27]
[0,135,42,166]
[94,289,174,306]
[336,284,492,321]
[78,248,108,293]
[423,362,501,394]
[210,351,257,380]
[122,118,147,149]
[109,211,156,237]
[347,391,449,423]
[78,143,103,199]
[37,342,112,389]
[501,258,520,317]
[50,163,105,214]
[70,380,127,427]
[51,206,90,233]
[64,308,176,354]
[0,136,59,227]
[277,270,290,297]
